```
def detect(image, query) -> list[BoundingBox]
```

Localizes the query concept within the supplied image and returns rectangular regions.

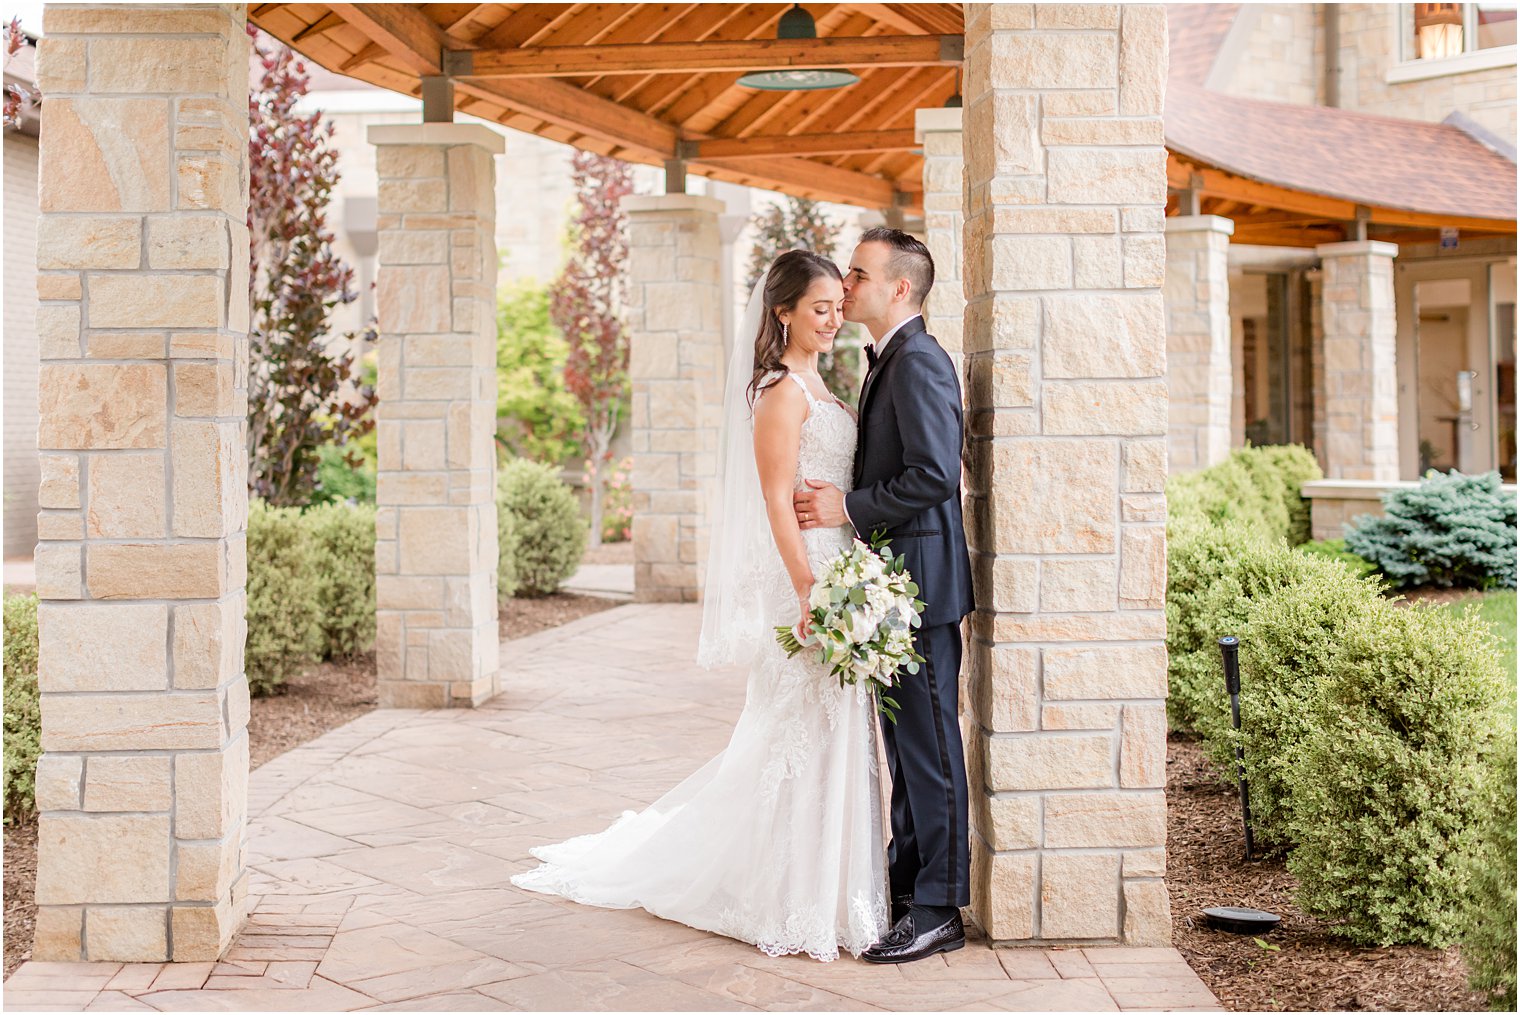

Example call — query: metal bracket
[443,50,475,76]
[664,158,687,195]
[939,35,965,63]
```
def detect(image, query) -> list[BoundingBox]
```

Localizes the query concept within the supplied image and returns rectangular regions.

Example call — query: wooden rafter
[455,76,680,159]
[462,33,961,77]
[326,3,445,74]
[292,10,346,43]
[685,128,917,159]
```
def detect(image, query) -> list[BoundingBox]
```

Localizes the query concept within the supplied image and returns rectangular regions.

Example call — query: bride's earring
[782,322,789,344]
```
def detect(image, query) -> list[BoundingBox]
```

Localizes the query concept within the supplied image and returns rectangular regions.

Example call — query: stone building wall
[1215,3,1323,106]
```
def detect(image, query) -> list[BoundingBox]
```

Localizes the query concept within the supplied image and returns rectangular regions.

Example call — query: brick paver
[4,605,1222,1011]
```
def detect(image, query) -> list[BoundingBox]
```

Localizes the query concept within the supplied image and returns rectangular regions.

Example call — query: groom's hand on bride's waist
[794,479,846,530]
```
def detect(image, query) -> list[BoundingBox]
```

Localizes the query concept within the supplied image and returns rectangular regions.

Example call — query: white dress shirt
[866,313,923,360]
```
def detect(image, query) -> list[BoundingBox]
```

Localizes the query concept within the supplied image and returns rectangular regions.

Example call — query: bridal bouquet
[774,536,926,722]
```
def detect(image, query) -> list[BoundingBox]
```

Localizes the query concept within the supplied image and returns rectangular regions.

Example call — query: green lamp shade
[737,67,861,90]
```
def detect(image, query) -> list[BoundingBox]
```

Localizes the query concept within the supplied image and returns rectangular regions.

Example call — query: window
[1404,2,1518,60]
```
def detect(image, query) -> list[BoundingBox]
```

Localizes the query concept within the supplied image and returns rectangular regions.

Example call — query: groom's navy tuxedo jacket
[844,316,974,629]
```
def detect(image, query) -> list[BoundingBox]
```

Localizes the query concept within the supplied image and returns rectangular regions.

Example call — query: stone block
[39,97,171,213]
[147,216,229,269]
[378,679,450,709]
[378,265,452,334]
[37,304,83,359]
[173,363,236,418]
[376,145,446,179]
[38,602,167,692]
[981,794,1041,851]
[1123,847,1166,878]
[1043,294,1164,378]
[85,756,173,812]
[971,844,1036,941]
[34,544,83,600]
[37,216,140,270]
[378,229,450,265]
[34,754,83,811]
[38,364,167,450]
[85,452,166,538]
[989,31,1117,89]
[1042,702,1122,730]
[90,331,167,359]
[37,273,83,301]
[38,454,80,509]
[1043,379,1167,436]
[172,421,242,539]
[36,813,171,904]
[172,896,243,961]
[1041,116,1162,146]
[379,178,448,214]
[35,35,85,91]
[989,439,1117,553]
[1122,878,1172,944]
[88,274,221,329]
[37,510,84,540]
[1044,791,1165,848]
[176,154,239,212]
[991,235,1071,290]
[169,331,233,358]
[43,692,223,752]
[1041,853,1121,939]
[1048,147,1166,206]
[398,507,472,575]
[1122,439,1168,492]
[1036,3,1120,28]
[174,737,248,840]
[174,599,242,690]
[31,905,83,961]
[1123,234,1166,288]
[1120,703,1167,788]
[968,642,1038,732]
[984,732,1113,791]
[1119,6,1168,117]
[85,906,168,962]
[1039,558,1117,612]
[88,33,235,94]
[175,835,240,902]
[1042,645,1168,699]
[1119,526,1166,608]
[87,542,224,599]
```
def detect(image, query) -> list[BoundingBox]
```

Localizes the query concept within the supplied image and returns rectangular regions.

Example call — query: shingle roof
[1166,83,1517,222]
[1167,4,1240,85]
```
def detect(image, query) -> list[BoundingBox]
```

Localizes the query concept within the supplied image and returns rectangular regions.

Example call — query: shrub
[1197,556,1385,844]
[3,594,40,825]
[1346,470,1517,590]
[4,591,39,678]
[497,499,519,602]
[305,501,377,658]
[1167,444,1321,545]
[1287,605,1509,946]
[1461,732,1517,1010]
[1298,537,1381,581]
[497,459,586,597]
[245,500,323,695]
[311,441,377,506]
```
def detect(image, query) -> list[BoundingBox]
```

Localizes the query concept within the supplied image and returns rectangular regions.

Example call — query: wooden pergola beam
[460,33,963,78]
[327,3,447,75]
[700,156,895,207]
[683,128,917,159]
[456,77,680,160]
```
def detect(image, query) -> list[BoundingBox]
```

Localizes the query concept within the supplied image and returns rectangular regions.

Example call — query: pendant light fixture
[737,4,860,91]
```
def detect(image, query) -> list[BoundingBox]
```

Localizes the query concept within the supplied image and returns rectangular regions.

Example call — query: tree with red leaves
[4,17,37,131]
[246,26,375,507]
[550,150,634,548]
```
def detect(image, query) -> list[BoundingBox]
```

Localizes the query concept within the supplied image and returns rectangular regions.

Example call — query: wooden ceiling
[248,3,965,211]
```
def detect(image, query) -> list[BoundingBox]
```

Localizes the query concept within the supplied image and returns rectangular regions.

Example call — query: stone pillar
[625,195,724,603]
[961,4,1171,946]
[31,3,251,962]
[1315,241,1399,480]
[369,124,503,708]
[917,107,966,388]
[1165,215,1234,472]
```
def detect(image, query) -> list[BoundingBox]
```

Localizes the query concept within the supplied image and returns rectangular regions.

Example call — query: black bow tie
[865,344,878,370]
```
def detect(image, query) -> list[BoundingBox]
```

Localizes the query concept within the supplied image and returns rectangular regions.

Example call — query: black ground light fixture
[1218,636,1256,861]
[1199,636,1281,938]
[737,4,861,91]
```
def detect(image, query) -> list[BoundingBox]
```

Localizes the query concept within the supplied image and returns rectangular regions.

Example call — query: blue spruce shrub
[1346,470,1517,589]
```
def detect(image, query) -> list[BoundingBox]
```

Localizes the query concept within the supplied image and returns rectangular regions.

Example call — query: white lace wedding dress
[512,372,887,961]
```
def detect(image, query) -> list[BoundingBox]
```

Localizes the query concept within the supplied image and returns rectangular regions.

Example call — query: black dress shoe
[862,910,965,964]
[890,892,914,924]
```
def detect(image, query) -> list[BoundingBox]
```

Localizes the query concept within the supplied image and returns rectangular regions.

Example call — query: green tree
[746,197,861,404]
[496,282,584,464]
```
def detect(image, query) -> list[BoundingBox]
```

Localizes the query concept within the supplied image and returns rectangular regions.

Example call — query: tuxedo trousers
[881,619,970,908]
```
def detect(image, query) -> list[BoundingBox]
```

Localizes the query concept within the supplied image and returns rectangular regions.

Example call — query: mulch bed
[3,822,37,980]
[1392,585,1489,608]
[1167,732,1485,1011]
[3,589,623,980]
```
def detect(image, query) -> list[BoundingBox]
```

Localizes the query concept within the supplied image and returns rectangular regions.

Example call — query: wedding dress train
[512,373,887,961]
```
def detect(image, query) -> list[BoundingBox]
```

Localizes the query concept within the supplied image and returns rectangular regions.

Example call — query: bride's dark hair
[747,250,842,407]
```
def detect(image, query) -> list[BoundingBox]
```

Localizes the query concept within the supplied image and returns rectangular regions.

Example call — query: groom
[795,227,975,963]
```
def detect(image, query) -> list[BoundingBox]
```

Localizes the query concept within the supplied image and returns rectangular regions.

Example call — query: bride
[511,250,887,961]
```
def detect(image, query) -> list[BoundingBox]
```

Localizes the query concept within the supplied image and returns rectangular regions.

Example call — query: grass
[1441,589,1518,700]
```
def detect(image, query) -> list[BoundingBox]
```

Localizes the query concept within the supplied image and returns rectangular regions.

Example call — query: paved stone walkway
[5,605,1222,1012]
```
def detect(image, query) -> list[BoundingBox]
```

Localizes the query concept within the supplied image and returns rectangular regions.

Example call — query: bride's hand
[795,581,815,640]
